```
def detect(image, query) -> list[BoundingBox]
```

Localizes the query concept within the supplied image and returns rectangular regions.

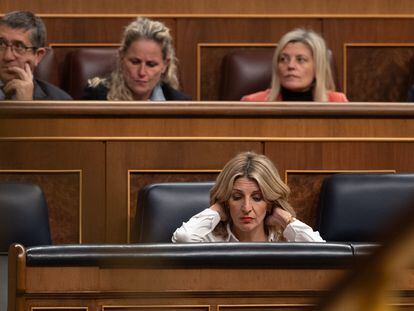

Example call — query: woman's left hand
[266,207,295,229]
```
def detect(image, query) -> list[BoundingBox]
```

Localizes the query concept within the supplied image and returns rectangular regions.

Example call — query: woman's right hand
[210,202,228,221]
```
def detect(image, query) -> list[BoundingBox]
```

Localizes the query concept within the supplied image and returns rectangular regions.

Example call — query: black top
[281,86,313,101]
[407,84,414,102]
[83,82,191,101]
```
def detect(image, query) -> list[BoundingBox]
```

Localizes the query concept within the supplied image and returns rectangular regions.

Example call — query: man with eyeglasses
[0,11,71,100]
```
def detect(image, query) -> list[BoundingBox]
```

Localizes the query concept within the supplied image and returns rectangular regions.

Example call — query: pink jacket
[241,89,348,102]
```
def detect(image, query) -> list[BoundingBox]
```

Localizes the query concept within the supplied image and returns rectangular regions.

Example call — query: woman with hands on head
[241,28,347,102]
[172,151,324,243]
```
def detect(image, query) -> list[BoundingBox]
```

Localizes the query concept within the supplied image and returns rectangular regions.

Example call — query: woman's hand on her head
[266,207,295,229]
[210,203,228,222]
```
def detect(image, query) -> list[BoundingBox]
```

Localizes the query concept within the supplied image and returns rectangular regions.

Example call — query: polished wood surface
[1,101,414,243]
[3,0,414,15]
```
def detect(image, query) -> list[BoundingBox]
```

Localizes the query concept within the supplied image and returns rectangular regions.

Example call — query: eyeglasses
[0,38,37,56]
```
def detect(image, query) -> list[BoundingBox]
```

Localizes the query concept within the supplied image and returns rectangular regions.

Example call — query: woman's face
[121,38,168,100]
[277,41,315,92]
[228,177,269,241]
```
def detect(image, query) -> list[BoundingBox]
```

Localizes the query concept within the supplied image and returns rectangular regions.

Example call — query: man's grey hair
[0,11,46,48]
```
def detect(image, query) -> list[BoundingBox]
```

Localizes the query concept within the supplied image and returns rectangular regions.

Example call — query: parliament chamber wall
[2,0,414,101]
[2,0,414,244]
[1,102,413,244]
[2,2,414,309]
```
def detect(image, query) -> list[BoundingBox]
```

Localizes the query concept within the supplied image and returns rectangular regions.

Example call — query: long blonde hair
[90,17,179,100]
[268,28,336,102]
[210,151,296,238]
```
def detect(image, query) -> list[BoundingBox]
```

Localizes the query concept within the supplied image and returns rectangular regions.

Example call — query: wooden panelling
[103,306,209,311]
[0,141,106,243]
[10,241,414,311]
[31,308,87,311]
[3,0,414,15]
[12,245,414,310]
[218,306,314,311]
[1,103,414,243]
[0,171,80,244]
[43,18,176,44]
[26,266,344,292]
[288,172,338,228]
[265,141,414,174]
[345,45,414,102]
[17,261,347,310]
[323,18,414,99]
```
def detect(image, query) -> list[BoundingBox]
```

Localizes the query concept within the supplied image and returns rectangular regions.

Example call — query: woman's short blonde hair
[91,17,179,100]
[268,28,336,102]
[210,151,296,237]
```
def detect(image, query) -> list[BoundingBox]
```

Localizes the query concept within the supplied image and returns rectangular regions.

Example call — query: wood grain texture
[43,18,176,43]
[3,106,414,138]
[266,141,414,174]
[2,103,414,243]
[3,0,414,15]
[323,18,414,99]
[13,257,414,310]
[346,46,414,102]
[287,173,332,228]
[0,141,106,243]
[19,263,347,309]
[103,307,208,311]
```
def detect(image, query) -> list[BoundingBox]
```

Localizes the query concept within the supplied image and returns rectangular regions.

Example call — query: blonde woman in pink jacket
[242,28,347,103]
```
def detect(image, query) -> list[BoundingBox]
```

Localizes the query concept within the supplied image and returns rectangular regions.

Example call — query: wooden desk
[8,243,414,311]
[5,243,352,311]
[1,101,414,244]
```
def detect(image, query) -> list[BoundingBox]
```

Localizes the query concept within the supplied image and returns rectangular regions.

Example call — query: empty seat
[0,182,51,250]
[0,182,52,311]
[219,49,274,101]
[317,173,414,242]
[136,182,214,243]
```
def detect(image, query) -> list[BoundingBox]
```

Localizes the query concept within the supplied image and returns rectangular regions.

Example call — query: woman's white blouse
[172,208,325,243]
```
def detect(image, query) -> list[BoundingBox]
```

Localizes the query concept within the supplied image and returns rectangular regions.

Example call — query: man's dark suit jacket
[34,79,72,100]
